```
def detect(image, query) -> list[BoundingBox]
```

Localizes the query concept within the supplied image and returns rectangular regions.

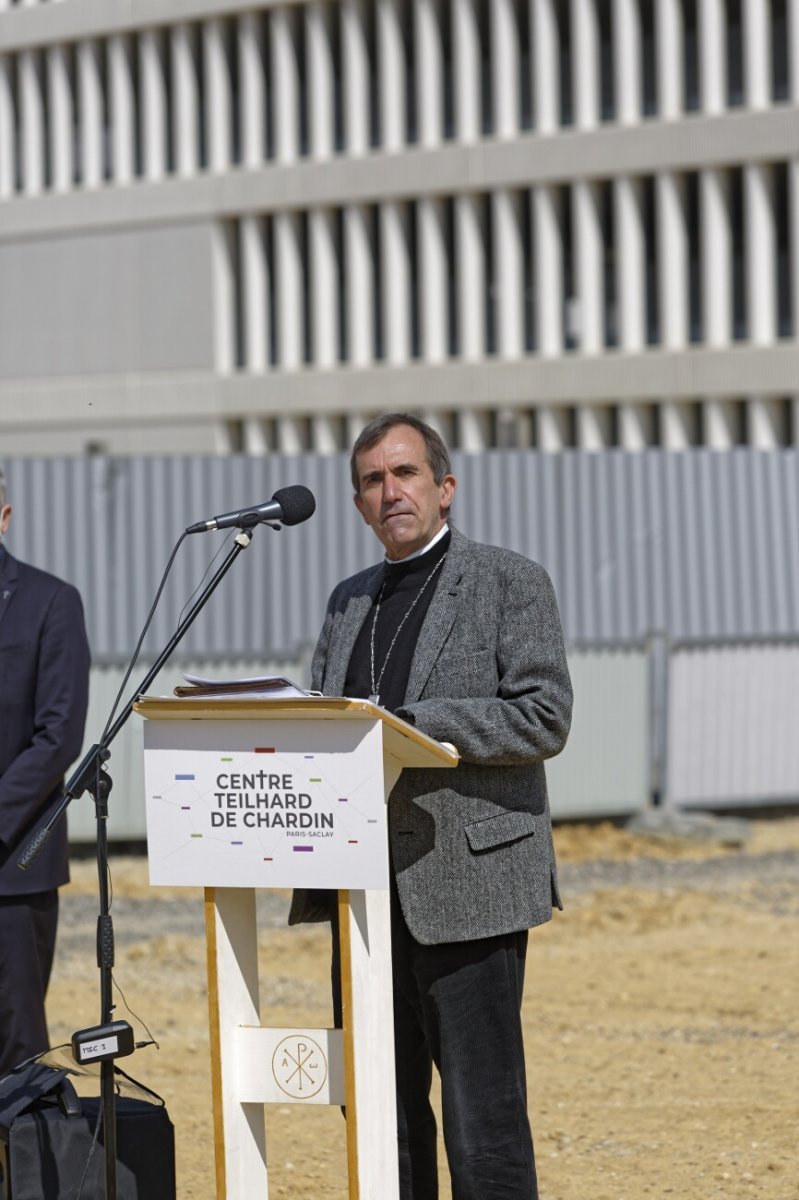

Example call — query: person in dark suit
[0,465,91,1078]
[290,414,573,1199]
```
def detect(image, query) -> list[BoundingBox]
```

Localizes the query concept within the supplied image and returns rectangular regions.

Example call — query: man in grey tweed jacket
[293,414,572,1199]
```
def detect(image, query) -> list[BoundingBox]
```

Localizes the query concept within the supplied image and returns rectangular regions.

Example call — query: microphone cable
[99,529,189,748]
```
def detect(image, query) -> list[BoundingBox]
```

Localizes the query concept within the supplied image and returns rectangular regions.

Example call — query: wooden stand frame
[135,697,457,1199]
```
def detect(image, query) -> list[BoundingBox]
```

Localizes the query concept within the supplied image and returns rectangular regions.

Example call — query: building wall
[0,220,216,377]
[1,0,798,455]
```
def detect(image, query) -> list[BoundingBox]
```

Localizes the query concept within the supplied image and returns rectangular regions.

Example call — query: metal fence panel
[66,638,799,842]
[667,642,799,807]
[65,647,647,843]
[546,647,650,820]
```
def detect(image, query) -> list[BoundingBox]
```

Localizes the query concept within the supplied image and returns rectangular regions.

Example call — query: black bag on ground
[0,1060,176,1200]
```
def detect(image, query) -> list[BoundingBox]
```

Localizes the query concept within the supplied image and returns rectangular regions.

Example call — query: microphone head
[273,485,316,526]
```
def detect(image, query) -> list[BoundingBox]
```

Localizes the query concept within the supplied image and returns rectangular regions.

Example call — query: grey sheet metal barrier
[4,448,799,657]
[66,646,650,844]
[545,645,650,820]
[65,635,799,845]
[3,450,796,838]
[666,638,799,808]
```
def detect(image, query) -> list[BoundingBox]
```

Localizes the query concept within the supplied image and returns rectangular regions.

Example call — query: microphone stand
[17,527,256,1200]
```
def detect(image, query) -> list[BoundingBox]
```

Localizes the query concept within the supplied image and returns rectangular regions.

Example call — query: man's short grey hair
[0,464,6,508]
[350,413,452,494]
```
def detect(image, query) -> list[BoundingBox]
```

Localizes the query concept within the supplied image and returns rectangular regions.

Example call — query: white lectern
[134,696,457,1200]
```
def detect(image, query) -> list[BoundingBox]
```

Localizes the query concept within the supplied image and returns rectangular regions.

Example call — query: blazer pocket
[430,648,496,696]
[465,810,536,854]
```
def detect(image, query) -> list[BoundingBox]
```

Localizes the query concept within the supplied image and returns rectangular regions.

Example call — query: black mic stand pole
[18,527,257,1200]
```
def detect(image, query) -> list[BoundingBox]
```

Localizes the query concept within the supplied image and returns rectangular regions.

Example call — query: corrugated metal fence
[4,448,799,656]
[65,636,799,843]
[65,646,652,842]
[3,450,798,835]
[668,638,799,808]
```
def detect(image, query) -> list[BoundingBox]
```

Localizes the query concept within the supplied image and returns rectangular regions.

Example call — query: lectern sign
[143,718,389,889]
[135,695,457,1200]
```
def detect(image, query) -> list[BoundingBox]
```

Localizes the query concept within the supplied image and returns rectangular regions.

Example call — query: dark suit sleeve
[0,584,90,851]
[396,560,572,767]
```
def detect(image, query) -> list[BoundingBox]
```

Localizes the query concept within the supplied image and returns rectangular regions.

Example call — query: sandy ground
[48,816,799,1200]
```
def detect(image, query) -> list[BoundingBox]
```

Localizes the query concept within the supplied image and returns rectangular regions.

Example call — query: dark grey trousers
[391,892,537,1200]
[0,890,58,1078]
[332,885,538,1200]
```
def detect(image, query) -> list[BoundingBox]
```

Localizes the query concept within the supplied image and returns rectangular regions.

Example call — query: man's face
[0,502,10,539]
[353,425,456,561]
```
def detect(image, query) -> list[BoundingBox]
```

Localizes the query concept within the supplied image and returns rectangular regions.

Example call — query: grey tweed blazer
[294,527,573,945]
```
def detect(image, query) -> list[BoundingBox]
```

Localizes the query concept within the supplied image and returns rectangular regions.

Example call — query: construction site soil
[51,815,799,1199]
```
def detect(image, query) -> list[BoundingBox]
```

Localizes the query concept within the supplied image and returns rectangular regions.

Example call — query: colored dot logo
[272,1035,327,1100]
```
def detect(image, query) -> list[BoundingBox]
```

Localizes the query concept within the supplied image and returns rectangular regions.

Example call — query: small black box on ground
[0,1063,176,1200]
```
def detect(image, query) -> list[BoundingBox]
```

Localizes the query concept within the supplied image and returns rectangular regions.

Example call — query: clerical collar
[384,524,450,566]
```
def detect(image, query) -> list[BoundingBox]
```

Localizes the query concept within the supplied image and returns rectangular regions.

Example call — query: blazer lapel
[404,532,468,703]
[324,565,385,697]
[0,552,18,636]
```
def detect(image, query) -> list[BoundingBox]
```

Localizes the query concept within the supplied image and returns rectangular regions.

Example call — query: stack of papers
[173,673,313,699]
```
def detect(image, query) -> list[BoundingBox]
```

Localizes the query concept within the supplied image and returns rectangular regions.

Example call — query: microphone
[186,485,316,535]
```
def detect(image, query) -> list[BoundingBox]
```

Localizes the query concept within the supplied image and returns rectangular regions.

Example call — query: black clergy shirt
[343,530,451,713]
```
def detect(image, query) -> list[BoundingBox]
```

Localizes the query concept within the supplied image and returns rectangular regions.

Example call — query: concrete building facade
[1,0,798,456]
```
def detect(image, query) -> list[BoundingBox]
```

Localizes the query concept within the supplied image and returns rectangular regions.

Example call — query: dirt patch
[49,817,799,1198]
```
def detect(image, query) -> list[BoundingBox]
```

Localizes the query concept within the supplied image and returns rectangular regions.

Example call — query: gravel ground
[49,819,799,1200]
[559,847,799,911]
[58,842,799,955]
[57,890,290,954]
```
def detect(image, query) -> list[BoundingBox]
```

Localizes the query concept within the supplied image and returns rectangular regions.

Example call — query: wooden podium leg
[205,887,268,1199]
[338,888,400,1200]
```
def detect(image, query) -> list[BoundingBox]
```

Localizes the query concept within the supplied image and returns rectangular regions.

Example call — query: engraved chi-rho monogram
[272,1034,327,1100]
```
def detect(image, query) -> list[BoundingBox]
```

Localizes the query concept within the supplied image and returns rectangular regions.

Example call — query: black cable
[99,530,189,746]
[76,1101,103,1200]
[112,971,160,1051]
[174,531,233,634]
